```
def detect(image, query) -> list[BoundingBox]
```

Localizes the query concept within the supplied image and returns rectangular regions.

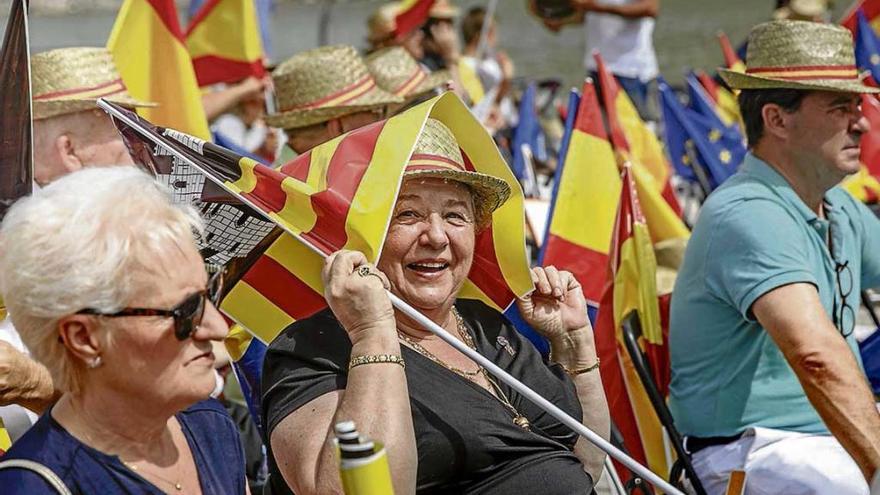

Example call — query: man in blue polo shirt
[669,20,880,494]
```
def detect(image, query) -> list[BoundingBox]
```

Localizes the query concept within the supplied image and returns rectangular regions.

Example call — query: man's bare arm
[753,282,880,481]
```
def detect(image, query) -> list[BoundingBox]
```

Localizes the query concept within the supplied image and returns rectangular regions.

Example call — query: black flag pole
[0,0,32,218]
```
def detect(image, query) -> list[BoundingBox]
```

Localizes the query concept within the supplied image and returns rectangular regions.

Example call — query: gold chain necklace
[398,309,530,430]
[123,460,184,492]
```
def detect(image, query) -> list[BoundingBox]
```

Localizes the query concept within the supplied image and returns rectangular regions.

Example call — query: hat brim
[34,94,157,120]
[402,168,511,225]
[409,70,452,99]
[719,68,880,94]
[266,85,403,130]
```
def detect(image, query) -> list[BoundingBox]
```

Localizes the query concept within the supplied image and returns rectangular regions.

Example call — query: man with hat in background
[669,20,880,494]
[266,44,402,156]
[0,46,154,444]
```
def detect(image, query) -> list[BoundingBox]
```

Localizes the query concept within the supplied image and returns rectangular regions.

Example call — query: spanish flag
[692,69,742,131]
[841,0,880,35]
[108,0,211,139]
[394,0,435,39]
[842,93,880,203]
[185,0,266,87]
[594,164,668,481]
[593,52,682,218]
[541,82,619,311]
[718,31,746,74]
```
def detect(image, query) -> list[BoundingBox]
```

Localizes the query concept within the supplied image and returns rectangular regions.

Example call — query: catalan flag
[108,0,211,139]
[394,0,435,39]
[540,81,619,317]
[185,0,266,87]
[593,52,682,218]
[0,0,31,220]
[693,69,742,130]
[594,164,668,481]
[718,31,746,74]
[105,92,532,346]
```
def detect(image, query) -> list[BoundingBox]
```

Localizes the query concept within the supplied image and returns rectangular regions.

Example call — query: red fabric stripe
[184,0,221,36]
[696,70,720,103]
[574,81,608,141]
[467,225,517,309]
[241,255,327,320]
[593,53,630,153]
[746,64,857,74]
[394,0,436,38]
[661,178,683,217]
[241,165,290,213]
[301,120,387,254]
[192,55,266,87]
[718,32,743,69]
[279,150,313,182]
[146,0,186,41]
[34,78,123,100]
[542,234,609,304]
[754,74,859,81]
[408,153,463,168]
[842,1,880,32]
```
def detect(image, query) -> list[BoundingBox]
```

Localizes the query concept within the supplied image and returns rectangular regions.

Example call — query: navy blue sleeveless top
[0,399,246,494]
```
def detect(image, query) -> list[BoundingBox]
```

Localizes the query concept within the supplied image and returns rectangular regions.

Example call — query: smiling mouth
[407,261,450,274]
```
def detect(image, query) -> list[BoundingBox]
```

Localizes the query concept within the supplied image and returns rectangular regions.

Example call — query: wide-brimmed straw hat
[366,47,450,100]
[403,118,510,225]
[266,45,403,130]
[367,3,399,44]
[31,47,155,120]
[720,20,880,94]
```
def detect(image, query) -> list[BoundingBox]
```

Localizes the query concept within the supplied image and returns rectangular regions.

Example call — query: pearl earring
[87,356,102,369]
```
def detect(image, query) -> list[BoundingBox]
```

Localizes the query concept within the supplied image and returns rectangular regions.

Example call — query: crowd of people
[0,0,878,494]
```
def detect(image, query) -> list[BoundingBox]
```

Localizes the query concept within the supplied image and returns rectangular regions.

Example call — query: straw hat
[366,47,450,100]
[404,118,510,225]
[266,45,403,130]
[429,0,460,19]
[367,3,399,44]
[719,20,880,94]
[31,47,155,120]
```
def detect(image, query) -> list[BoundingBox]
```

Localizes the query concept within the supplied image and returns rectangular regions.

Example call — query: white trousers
[690,427,869,495]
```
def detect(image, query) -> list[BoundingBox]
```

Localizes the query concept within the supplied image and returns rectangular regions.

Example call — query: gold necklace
[399,309,530,430]
[123,460,184,492]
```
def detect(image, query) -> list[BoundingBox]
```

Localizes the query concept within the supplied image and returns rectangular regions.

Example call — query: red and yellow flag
[718,31,746,74]
[593,52,683,218]
[841,0,880,34]
[695,69,742,129]
[542,82,620,307]
[842,94,880,203]
[394,0,435,39]
[108,0,211,139]
[218,92,533,343]
[185,0,266,87]
[594,165,668,480]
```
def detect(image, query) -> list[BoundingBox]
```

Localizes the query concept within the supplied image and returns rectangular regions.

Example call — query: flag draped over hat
[108,0,211,139]
[0,0,31,220]
[105,92,532,346]
[185,0,266,87]
[394,0,436,39]
[593,52,683,219]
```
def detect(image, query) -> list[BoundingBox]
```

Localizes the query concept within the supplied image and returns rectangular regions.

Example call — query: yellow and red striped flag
[108,0,211,139]
[541,82,620,310]
[185,0,266,87]
[394,0,435,39]
[594,164,668,481]
[718,31,746,74]
[593,52,682,218]
[694,69,742,130]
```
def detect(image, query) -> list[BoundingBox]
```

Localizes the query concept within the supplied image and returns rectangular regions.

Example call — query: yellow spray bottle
[334,421,394,495]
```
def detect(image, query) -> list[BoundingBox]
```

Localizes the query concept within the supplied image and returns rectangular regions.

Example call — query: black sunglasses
[827,218,855,338]
[76,270,224,341]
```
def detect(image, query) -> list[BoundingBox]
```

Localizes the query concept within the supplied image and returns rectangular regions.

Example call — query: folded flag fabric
[186,0,266,87]
[718,31,746,74]
[855,9,880,86]
[0,0,32,220]
[693,69,742,130]
[394,0,435,39]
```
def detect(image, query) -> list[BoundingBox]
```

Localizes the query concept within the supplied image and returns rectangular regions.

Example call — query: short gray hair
[0,166,204,394]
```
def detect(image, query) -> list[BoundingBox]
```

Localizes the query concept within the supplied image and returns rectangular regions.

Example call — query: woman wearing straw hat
[0,168,248,494]
[263,118,608,494]
[669,20,880,494]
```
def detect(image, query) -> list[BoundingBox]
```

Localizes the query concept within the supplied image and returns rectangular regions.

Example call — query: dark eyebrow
[827,95,859,107]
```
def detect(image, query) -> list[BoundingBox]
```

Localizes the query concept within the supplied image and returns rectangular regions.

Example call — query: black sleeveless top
[262,299,593,494]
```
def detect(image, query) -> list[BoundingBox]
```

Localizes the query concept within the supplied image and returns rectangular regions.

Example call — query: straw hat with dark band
[31,47,155,120]
[719,20,880,94]
[366,47,450,100]
[404,118,510,226]
[266,45,403,130]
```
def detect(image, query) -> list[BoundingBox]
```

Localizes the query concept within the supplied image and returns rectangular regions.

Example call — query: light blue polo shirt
[669,153,880,437]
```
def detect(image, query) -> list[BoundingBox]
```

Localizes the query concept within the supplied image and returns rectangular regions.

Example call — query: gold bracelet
[559,358,600,377]
[348,354,406,371]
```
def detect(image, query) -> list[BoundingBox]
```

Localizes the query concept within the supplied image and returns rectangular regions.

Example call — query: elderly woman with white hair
[0,167,248,494]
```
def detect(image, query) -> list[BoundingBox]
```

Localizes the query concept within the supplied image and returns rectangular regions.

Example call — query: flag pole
[475,0,498,61]
[97,98,685,495]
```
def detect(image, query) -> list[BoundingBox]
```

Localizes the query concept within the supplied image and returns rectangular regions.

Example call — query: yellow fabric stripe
[631,166,689,243]
[273,134,342,236]
[614,92,671,188]
[0,418,10,453]
[186,0,263,62]
[220,281,294,343]
[346,102,432,260]
[108,0,211,139]
[230,158,259,194]
[613,224,663,344]
[429,93,533,300]
[457,61,486,105]
[748,69,857,78]
[842,165,880,202]
[548,130,621,253]
[458,280,503,312]
[407,158,459,170]
[224,324,253,361]
[618,349,669,476]
[264,234,325,293]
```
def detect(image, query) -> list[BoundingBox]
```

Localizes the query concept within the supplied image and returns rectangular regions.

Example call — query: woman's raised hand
[322,250,396,345]
[516,266,591,341]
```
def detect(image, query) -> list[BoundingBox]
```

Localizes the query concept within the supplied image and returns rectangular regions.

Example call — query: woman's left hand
[516,266,590,341]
